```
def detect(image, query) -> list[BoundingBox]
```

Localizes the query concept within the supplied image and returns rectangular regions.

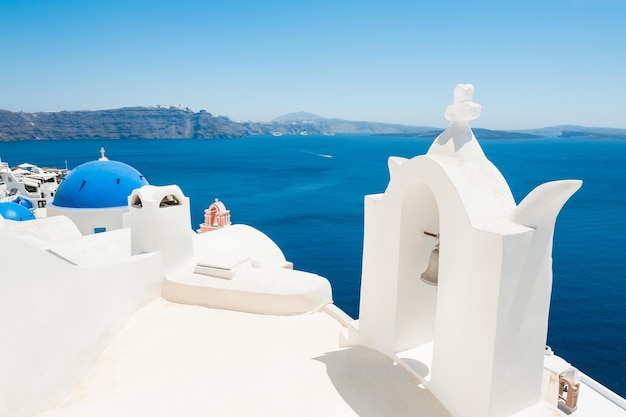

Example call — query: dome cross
[99,147,109,161]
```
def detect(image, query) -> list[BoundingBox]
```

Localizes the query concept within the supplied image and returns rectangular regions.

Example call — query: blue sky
[1,0,625,129]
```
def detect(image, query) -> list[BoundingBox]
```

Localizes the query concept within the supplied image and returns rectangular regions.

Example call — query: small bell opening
[421,232,439,286]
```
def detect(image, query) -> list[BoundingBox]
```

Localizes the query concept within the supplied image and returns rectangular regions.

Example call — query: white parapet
[163,224,333,315]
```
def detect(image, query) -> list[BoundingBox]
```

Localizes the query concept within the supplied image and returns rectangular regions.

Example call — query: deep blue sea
[1,135,625,397]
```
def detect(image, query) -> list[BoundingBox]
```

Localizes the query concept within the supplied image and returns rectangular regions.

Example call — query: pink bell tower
[198,198,231,233]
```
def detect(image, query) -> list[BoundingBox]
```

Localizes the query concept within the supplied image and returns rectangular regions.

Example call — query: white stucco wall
[0,219,163,417]
[46,204,129,235]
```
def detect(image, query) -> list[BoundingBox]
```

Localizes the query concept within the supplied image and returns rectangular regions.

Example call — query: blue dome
[53,160,149,209]
[0,202,36,221]
[11,196,34,209]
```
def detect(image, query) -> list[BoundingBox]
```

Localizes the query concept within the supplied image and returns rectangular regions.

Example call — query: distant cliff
[377,128,543,139]
[559,130,626,140]
[0,107,257,141]
[517,125,626,139]
[0,108,428,141]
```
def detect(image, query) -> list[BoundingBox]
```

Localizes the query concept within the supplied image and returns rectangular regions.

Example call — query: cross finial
[98,147,109,161]
[428,84,486,157]
[444,84,481,125]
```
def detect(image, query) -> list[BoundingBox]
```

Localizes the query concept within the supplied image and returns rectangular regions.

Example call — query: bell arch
[159,194,182,207]
[395,180,440,355]
[208,205,219,225]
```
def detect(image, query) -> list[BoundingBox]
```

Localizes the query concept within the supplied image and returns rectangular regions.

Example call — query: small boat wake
[300,151,333,159]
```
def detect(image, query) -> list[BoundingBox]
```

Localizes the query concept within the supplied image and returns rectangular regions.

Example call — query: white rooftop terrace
[35,298,625,417]
[35,299,452,417]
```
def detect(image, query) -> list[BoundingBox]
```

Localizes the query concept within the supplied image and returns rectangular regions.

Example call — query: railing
[580,372,626,410]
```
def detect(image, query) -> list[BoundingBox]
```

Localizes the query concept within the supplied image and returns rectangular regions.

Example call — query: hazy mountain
[268,112,436,135]
[271,112,326,123]
[0,107,624,141]
[515,125,626,139]
[378,128,542,139]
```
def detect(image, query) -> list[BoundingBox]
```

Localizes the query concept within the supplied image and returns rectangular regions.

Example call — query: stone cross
[444,84,481,125]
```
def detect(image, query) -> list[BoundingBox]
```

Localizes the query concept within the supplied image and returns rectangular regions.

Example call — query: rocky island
[1,107,625,141]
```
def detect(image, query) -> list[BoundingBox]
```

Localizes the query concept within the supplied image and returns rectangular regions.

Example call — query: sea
[1,134,625,398]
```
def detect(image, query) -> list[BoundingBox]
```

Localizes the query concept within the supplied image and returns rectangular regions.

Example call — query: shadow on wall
[314,347,451,417]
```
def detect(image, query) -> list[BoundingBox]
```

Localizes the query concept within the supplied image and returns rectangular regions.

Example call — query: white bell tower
[129,184,195,278]
[349,84,581,417]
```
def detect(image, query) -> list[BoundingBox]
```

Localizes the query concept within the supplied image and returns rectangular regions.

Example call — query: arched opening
[395,180,440,380]
[130,194,143,208]
[208,205,219,226]
[159,194,181,207]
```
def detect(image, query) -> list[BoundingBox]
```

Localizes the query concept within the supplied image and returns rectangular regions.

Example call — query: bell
[420,243,439,285]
